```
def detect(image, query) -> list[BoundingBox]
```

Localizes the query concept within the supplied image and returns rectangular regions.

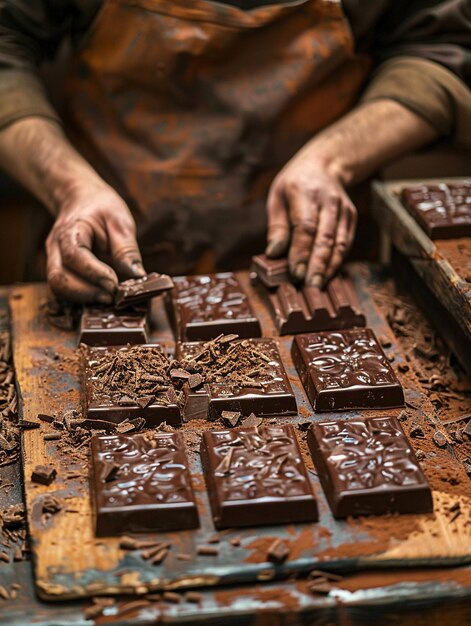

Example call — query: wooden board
[371,178,471,374]
[10,268,471,601]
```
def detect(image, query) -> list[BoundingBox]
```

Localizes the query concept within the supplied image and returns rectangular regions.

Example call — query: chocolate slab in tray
[79,306,149,346]
[13,269,466,602]
[168,272,261,341]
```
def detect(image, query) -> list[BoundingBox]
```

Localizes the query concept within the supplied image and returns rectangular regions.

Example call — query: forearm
[0,117,107,214]
[306,99,439,186]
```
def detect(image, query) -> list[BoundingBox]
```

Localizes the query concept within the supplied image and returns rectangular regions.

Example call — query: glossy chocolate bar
[401,181,471,239]
[251,254,291,288]
[82,345,181,426]
[178,338,297,418]
[90,432,199,536]
[307,416,433,517]
[292,329,404,411]
[201,424,318,528]
[168,273,261,341]
[79,307,149,346]
[115,273,174,309]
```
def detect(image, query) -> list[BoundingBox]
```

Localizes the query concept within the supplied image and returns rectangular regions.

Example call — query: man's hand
[265,149,356,287]
[46,182,144,303]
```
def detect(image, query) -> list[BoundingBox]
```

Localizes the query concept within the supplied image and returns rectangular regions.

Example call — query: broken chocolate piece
[201,424,318,528]
[90,432,199,536]
[79,306,149,346]
[168,273,261,341]
[307,416,433,518]
[37,413,54,423]
[182,382,210,421]
[251,254,292,288]
[292,329,404,411]
[31,465,57,486]
[401,181,471,240]
[115,273,174,309]
[221,410,241,427]
[432,430,448,448]
[267,538,290,564]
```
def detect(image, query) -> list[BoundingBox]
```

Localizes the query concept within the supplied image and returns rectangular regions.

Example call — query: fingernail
[98,278,117,294]
[97,292,113,305]
[308,274,323,288]
[293,263,306,281]
[130,260,146,277]
[266,240,285,258]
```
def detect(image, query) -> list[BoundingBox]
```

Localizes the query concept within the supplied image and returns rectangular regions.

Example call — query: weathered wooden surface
[10,268,471,601]
[371,178,471,374]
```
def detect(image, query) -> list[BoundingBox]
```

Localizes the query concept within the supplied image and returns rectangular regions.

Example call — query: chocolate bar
[115,273,174,309]
[251,254,291,288]
[307,416,433,517]
[79,307,149,346]
[178,337,297,418]
[168,273,261,341]
[201,424,318,528]
[401,181,471,239]
[82,345,181,426]
[90,432,199,536]
[292,329,404,411]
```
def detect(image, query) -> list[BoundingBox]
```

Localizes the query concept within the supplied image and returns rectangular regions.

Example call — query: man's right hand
[46,181,145,303]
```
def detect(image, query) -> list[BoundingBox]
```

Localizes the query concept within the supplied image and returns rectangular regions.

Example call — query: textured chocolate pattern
[201,424,318,528]
[401,181,471,239]
[79,307,149,346]
[90,432,199,536]
[169,273,261,341]
[292,329,404,411]
[308,416,433,517]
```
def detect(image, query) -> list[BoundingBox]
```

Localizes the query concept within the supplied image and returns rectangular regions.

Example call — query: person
[0,0,469,304]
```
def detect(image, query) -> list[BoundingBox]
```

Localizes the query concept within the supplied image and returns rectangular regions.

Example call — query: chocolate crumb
[31,465,57,486]
[196,545,219,556]
[221,410,241,428]
[162,591,181,604]
[176,552,192,561]
[409,421,425,438]
[185,591,203,603]
[267,538,290,564]
[432,430,448,448]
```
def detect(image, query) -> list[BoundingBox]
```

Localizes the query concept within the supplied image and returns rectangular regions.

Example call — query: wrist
[305,141,353,187]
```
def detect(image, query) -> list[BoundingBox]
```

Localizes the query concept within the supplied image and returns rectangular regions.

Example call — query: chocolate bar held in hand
[90,432,199,536]
[79,307,149,346]
[251,254,291,288]
[115,273,174,309]
[292,329,404,412]
[401,181,471,240]
[178,337,297,418]
[82,345,181,426]
[307,416,433,518]
[168,273,261,341]
[201,424,318,528]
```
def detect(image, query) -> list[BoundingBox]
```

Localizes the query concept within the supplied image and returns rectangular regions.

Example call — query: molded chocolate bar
[79,307,149,346]
[251,256,365,335]
[90,432,199,536]
[401,181,471,239]
[178,338,297,418]
[168,273,261,341]
[251,254,291,288]
[307,416,433,518]
[115,273,174,309]
[82,345,181,426]
[292,329,404,411]
[201,424,318,528]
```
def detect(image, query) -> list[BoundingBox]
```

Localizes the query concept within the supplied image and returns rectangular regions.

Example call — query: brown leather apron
[63,0,370,275]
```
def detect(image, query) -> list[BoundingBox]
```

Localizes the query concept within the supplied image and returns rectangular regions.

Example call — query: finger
[306,197,340,287]
[286,189,319,282]
[58,220,119,294]
[47,237,113,304]
[325,201,357,281]
[265,186,290,258]
[107,217,146,279]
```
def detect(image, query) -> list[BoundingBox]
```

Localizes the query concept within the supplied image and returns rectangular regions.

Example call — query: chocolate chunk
[251,254,292,288]
[292,329,404,411]
[221,410,241,427]
[188,373,203,389]
[401,182,471,240]
[90,432,199,536]
[167,273,261,341]
[267,538,290,564]
[201,424,318,528]
[162,591,182,604]
[170,368,191,381]
[307,416,433,518]
[79,306,149,346]
[185,591,203,604]
[37,413,54,423]
[115,273,174,309]
[43,432,61,441]
[182,383,210,421]
[82,345,182,427]
[242,413,262,428]
[18,419,40,430]
[409,421,425,438]
[432,430,448,448]
[196,545,219,556]
[179,338,297,418]
[31,465,57,486]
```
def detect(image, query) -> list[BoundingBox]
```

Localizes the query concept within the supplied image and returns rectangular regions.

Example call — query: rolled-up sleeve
[360,56,471,149]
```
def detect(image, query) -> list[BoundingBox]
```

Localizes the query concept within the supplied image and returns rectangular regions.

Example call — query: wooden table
[1,266,470,625]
